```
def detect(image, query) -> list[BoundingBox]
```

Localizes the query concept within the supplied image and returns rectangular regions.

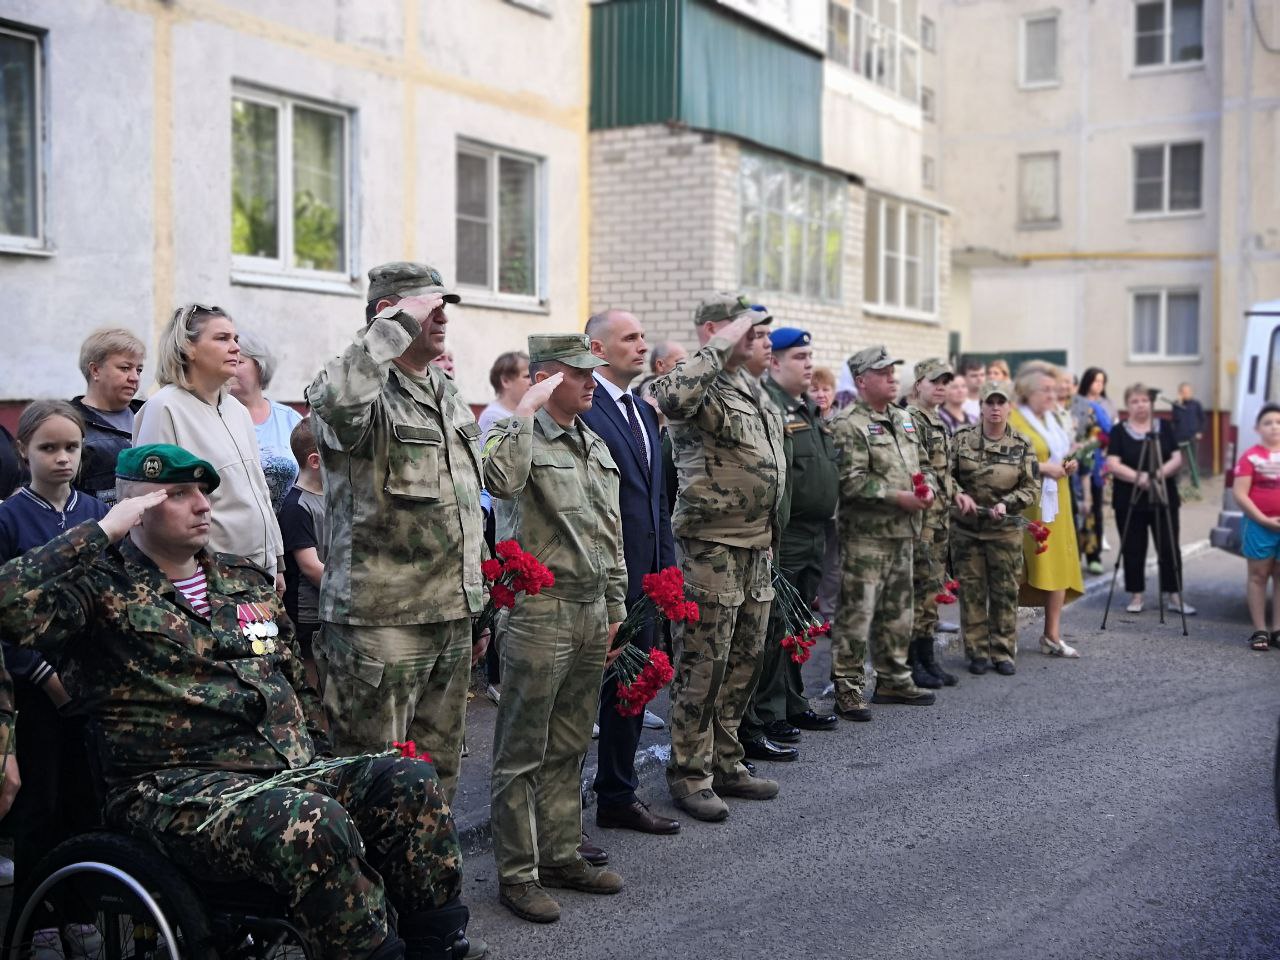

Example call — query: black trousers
[1114,502,1182,594]
[1087,478,1106,563]
[592,618,656,808]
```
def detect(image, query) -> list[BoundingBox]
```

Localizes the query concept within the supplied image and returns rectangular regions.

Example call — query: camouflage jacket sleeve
[651,334,735,424]
[834,416,895,505]
[607,526,627,624]
[1003,438,1042,515]
[481,415,534,499]
[907,408,939,497]
[305,307,421,452]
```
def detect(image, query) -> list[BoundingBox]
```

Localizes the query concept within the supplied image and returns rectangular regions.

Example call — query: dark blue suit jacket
[580,380,675,602]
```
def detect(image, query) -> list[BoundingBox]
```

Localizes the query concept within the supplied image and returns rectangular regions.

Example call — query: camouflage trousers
[832,535,914,706]
[317,618,471,802]
[911,524,949,641]
[491,593,608,885]
[952,531,1023,664]
[741,522,824,738]
[667,538,773,800]
[104,757,462,960]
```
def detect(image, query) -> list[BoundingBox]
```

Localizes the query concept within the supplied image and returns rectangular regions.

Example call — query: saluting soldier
[951,380,1041,675]
[906,358,960,689]
[306,262,486,802]
[483,334,628,924]
[739,327,840,764]
[0,444,472,960]
[829,346,937,720]
[653,294,786,824]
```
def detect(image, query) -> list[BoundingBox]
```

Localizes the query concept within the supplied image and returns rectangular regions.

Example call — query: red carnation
[615,649,676,717]
[481,558,503,581]
[935,592,957,604]
[945,579,959,593]
[490,583,517,609]
[495,540,522,560]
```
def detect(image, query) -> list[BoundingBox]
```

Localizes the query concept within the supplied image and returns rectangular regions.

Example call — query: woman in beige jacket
[133,304,284,585]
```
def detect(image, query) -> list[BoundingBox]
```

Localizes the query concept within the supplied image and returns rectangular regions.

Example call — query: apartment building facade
[588,0,950,375]
[0,0,590,408]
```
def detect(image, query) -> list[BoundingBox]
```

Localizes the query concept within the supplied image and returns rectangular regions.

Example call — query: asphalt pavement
[462,543,1280,960]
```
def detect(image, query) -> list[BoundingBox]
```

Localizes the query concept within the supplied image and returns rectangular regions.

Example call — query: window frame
[737,150,846,305]
[1129,286,1202,362]
[1017,151,1061,229]
[1130,139,1204,218]
[0,23,47,255]
[455,139,547,306]
[921,84,935,121]
[922,155,936,190]
[863,193,940,323]
[1019,10,1061,90]
[920,14,936,51]
[1132,0,1204,73]
[826,0,922,103]
[230,84,355,288]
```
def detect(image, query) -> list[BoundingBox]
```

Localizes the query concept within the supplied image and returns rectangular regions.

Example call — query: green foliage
[293,189,341,272]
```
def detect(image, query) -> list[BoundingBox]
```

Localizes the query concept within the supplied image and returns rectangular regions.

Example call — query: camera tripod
[1100,431,1188,636]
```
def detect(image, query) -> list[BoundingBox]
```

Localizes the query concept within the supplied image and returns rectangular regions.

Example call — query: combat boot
[713,772,780,800]
[673,788,730,822]
[400,897,473,960]
[540,858,624,894]
[917,636,958,687]
[499,882,561,923]
[871,680,936,706]
[834,695,872,722]
[909,638,943,689]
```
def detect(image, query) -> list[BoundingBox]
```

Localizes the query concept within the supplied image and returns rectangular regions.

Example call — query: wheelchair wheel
[6,832,215,960]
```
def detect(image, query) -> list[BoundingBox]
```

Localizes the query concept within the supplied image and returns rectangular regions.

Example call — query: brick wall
[589,123,951,378]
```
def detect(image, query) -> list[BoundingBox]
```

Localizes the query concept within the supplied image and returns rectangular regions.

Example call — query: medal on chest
[236,602,279,655]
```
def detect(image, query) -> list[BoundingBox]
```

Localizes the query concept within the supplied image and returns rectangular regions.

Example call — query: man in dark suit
[583,309,681,836]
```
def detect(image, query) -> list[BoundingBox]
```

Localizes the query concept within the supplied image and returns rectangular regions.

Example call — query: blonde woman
[1009,362,1084,656]
[133,303,283,589]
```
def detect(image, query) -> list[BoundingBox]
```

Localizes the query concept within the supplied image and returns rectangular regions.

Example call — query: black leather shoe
[969,658,991,675]
[596,800,680,835]
[834,702,872,722]
[763,720,801,743]
[577,832,608,867]
[787,709,838,731]
[741,736,798,762]
[993,660,1016,676]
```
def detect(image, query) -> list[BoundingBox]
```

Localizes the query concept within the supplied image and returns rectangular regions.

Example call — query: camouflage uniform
[740,366,839,738]
[951,405,1040,665]
[483,335,627,886]
[0,521,461,960]
[653,297,785,800]
[306,263,484,801]
[829,348,934,709]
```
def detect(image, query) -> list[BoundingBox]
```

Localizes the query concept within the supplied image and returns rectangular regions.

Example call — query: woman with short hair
[70,327,147,505]
[228,328,302,511]
[133,304,283,586]
[1009,362,1084,657]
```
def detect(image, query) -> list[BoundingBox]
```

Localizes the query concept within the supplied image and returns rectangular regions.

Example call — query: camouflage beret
[913,358,954,383]
[848,345,903,378]
[693,293,769,327]
[528,333,608,369]
[117,443,221,491]
[980,380,1013,402]
[367,262,461,305]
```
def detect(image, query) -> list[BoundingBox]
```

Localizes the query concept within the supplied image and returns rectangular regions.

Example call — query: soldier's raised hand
[394,294,446,325]
[99,490,169,543]
[716,313,757,348]
[515,372,565,417]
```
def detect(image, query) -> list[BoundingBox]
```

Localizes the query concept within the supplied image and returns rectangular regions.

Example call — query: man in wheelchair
[0,444,473,960]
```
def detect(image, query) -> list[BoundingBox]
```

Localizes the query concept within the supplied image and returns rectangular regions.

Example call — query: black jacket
[69,396,144,505]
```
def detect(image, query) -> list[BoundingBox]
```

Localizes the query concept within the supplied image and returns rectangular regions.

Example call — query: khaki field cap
[528,333,609,369]
[980,380,1013,402]
[914,357,955,383]
[367,262,461,304]
[694,293,771,327]
[848,345,903,378]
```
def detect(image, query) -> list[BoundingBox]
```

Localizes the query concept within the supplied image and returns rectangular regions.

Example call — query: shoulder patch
[867,423,885,436]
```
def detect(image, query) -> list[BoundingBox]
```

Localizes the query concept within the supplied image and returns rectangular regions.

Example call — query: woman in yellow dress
[1009,362,1085,657]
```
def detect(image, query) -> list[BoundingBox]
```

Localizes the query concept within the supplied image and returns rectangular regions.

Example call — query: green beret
[116,444,221,491]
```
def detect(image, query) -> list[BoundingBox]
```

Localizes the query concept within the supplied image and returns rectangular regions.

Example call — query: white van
[1211,299,1280,555]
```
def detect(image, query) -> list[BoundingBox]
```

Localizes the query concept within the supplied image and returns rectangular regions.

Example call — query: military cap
[980,380,1013,402]
[528,333,609,369]
[117,443,221,491]
[848,345,903,378]
[770,327,811,351]
[914,357,955,383]
[693,293,771,327]
[367,262,461,305]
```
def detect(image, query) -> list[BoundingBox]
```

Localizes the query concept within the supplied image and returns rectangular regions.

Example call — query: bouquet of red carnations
[934,577,960,605]
[607,566,698,716]
[769,559,831,665]
[1067,426,1110,472]
[985,509,1052,554]
[474,540,555,637]
[911,471,933,501]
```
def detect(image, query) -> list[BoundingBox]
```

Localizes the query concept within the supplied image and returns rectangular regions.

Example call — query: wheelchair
[2,712,312,960]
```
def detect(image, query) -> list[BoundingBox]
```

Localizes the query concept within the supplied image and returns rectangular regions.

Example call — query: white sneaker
[641,709,665,730]
[936,621,960,634]
[592,722,600,739]
[1167,596,1197,615]
[1126,596,1144,614]
[484,683,501,704]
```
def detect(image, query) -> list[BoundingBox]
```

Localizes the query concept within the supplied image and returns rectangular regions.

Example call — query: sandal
[1250,631,1270,651]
